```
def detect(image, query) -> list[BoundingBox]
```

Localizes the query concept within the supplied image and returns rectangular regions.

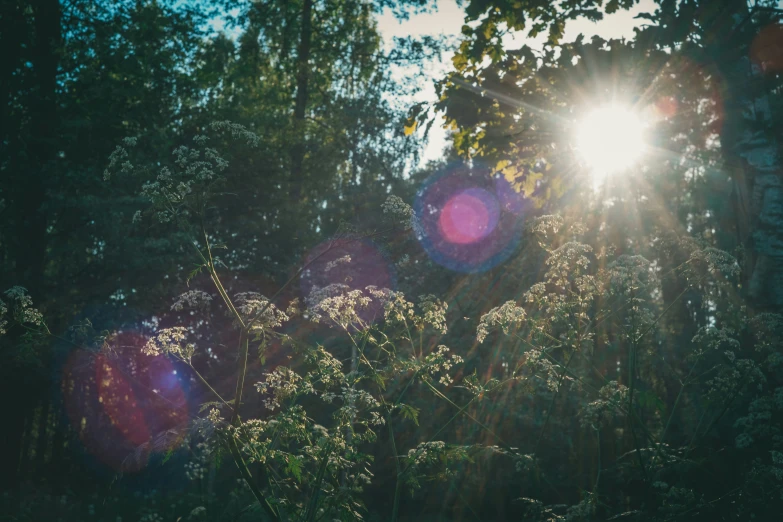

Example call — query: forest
[1,0,783,520]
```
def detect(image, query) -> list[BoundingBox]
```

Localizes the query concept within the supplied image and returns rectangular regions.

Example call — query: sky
[376,0,659,165]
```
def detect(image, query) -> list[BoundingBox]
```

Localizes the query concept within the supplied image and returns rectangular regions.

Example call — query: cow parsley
[171,290,213,312]
[477,300,526,343]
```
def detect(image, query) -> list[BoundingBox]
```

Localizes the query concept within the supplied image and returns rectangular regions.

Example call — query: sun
[575,104,646,178]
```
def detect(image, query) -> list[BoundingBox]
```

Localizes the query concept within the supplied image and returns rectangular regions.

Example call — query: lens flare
[438,188,500,245]
[576,105,645,177]
[63,331,188,472]
[415,165,521,274]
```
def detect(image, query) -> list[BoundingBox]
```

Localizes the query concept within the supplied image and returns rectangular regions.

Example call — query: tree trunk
[17,0,60,298]
[0,0,61,492]
[0,1,25,155]
[0,1,27,280]
[289,0,313,203]
[35,393,51,478]
[716,5,783,310]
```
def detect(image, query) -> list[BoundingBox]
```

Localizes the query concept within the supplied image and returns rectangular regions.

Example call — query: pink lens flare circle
[438,188,500,245]
[415,165,522,274]
[62,331,188,472]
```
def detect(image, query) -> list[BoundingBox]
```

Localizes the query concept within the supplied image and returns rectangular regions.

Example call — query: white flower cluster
[142,327,195,361]
[209,120,261,148]
[2,286,44,327]
[172,145,226,183]
[184,442,212,481]
[171,290,212,312]
[368,411,385,426]
[366,286,415,323]
[706,358,765,402]
[381,195,422,235]
[324,255,352,272]
[381,195,414,221]
[579,381,629,428]
[285,297,301,317]
[523,348,562,392]
[514,453,536,473]
[417,294,448,334]
[545,242,593,285]
[305,283,350,311]
[690,246,741,277]
[526,214,563,237]
[340,386,381,410]
[255,367,311,410]
[206,408,222,426]
[524,283,547,303]
[234,292,289,329]
[306,284,371,328]
[140,166,194,206]
[476,300,526,343]
[331,386,384,426]
[692,325,741,352]
[608,255,653,295]
[103,144,132,181]
[422,345,464,386]
[406,441,447,466]
[303,345,344,386]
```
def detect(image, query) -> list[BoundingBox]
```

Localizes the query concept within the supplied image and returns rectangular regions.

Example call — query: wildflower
[3,286,43,326]
[417,294,448,334]
[382,195,421,234]
[608,255,653,294]
[527,214,563,236]
[234,292,289,329]
[366,286,414,323]
[306,284,371,328]
[171,290,212,312]
[285,298,301,317]
[255,367,309,410]
[578,381,629,428]
[207,408,222,425]
[477,301,526,343]
[421,345,463,385]
[143,327,195,362]
[690,246,741,277]
[381,195,414,221]
[324,255,351,272]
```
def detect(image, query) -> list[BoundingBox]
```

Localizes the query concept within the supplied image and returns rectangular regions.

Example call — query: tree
[0,0,437,496]
[424,0,783,519]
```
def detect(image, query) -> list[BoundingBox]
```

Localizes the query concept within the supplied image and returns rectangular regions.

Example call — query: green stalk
[230,332,249,427]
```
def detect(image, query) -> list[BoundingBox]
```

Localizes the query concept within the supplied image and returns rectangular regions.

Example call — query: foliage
[3,0,783,521]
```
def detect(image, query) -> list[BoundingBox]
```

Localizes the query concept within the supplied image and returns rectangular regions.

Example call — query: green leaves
[398,403,421,426]
[285,455,304,482]
[403,102,426,136]
[186,264,205,285]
